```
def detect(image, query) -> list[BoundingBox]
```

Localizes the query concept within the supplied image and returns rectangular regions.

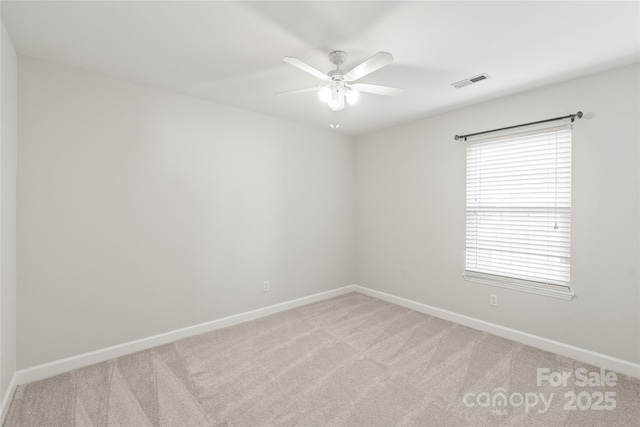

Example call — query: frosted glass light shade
[319,86,331,102]
[346,89,360,105]
[328,88,344,111]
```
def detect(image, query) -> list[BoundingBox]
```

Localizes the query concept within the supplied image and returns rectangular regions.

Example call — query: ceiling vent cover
[451,73,490,89]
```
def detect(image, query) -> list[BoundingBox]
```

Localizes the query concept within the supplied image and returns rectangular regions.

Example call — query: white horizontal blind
[465,124,571,288]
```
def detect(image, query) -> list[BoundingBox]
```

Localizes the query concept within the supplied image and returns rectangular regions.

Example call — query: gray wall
[1,20,18,401]
[355,64,640,363]
[17,57,356,369]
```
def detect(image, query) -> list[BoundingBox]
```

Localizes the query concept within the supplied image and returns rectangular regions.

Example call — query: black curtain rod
[454,111,583,141]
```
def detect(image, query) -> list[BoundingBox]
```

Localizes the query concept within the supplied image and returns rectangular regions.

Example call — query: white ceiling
[2,1,639,136]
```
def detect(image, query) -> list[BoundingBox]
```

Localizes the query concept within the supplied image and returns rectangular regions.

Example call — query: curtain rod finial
[454,135,461,141]
[576,111,583,119]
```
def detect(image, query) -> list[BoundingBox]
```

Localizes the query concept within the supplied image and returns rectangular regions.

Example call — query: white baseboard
[12,283,640,392]
[15,285,358,386]
[353,285,640,379]
[1,372,18,425]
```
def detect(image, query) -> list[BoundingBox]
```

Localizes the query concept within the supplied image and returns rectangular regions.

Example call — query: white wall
[356,64,640,364]
[17,56,356,369]
[14,53,640,372]
[0,18,18,404]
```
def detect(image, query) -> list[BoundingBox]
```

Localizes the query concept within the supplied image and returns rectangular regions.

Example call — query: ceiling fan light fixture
[328,88,344,111]
[318,86,331,102]
[346,89,360,105]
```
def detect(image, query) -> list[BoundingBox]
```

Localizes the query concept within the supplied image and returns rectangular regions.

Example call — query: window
[464,124,574,299]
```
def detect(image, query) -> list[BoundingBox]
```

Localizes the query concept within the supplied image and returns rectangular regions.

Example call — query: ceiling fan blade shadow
[283,57,330,81]
[351,83,403,96]
[276,86,323,95]
[243,2,401,53]
[345,52,393,82]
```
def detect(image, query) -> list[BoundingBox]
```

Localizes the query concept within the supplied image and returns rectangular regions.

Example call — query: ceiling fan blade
[345,52,393,82]
[276,86,322,95]
[283,57,330,81]
[351,83,403,96]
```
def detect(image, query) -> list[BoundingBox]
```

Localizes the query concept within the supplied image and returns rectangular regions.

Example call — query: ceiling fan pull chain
[330,110,340,130]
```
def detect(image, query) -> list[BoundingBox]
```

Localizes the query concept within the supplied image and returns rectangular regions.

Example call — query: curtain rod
[454,111,583,141]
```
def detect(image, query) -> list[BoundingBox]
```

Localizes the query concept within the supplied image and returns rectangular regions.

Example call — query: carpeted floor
[4,292,640,426]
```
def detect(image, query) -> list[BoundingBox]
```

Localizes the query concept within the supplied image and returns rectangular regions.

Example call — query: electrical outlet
[489,294,498,307]
[262,281,270,292]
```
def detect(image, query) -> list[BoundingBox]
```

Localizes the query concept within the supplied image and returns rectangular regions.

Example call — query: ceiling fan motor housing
[329,70,346,81]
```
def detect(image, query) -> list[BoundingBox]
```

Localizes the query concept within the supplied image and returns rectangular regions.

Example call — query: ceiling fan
[278,50,403,111]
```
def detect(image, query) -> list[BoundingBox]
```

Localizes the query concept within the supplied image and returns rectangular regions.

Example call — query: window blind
[465,124,571,289]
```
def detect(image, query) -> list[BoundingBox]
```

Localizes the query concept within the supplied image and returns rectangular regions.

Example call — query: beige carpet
[4,292,640,426]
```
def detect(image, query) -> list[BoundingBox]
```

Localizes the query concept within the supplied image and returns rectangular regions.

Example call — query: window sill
[463,271,575,301]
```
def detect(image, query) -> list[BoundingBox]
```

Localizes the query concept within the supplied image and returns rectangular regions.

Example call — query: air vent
[451,73,490,89]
